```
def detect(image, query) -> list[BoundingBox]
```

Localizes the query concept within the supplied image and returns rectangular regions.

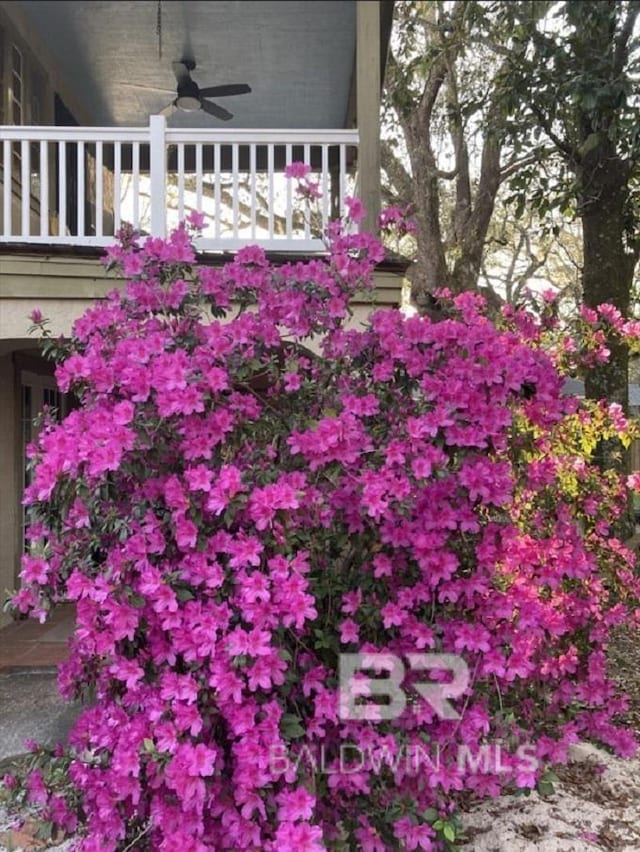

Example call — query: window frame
[10,41,23,125]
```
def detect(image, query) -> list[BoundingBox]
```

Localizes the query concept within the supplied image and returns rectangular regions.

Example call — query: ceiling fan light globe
[176,95,201,111]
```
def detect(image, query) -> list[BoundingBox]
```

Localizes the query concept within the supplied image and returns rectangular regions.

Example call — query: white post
[149,115,167,238]
[3,139,11,237]
[356,0,381,233]
[40,140,49,237]
[21,140,30,237]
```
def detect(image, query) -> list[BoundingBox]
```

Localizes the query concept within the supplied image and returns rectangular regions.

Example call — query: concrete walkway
[0,608,80,849]
[0,606,78,762]
[0,670,79,762]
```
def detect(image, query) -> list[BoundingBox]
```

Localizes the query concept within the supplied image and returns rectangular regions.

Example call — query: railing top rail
[0,124,359,146]
[165,128,360,145]
[0,126,150,143]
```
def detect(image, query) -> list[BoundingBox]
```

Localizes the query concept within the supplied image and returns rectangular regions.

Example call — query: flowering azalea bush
[4,192,640,850]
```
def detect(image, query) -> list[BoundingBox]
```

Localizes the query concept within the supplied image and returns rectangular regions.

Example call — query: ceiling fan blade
[201,100,233,121]
[172,61,192,85]
[199,83,251,98]
[118,82,175,93]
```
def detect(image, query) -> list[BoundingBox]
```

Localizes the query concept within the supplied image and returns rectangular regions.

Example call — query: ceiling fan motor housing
[176,77,201,111]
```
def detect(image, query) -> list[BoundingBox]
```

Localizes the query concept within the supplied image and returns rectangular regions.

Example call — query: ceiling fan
[121,60,251,121]
[161,60,251,120]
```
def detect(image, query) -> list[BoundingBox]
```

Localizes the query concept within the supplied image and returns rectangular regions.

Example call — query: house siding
[0,352,19,627]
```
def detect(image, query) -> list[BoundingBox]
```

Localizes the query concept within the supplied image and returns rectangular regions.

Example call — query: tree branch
[415,1,466,129]
[445,53,472,240]
[614,0,640,76]
[500,147,556,181]
[530,104,580,163]
[380,139,414,203]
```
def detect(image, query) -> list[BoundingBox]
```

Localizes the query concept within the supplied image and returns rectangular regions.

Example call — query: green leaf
[443,823,456,842]
[422,807,439,823]
[280,713,305,740]
[176,587,195,602]
[537,779,555,797]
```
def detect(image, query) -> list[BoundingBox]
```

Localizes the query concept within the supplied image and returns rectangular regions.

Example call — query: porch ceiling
[13,0,357,129]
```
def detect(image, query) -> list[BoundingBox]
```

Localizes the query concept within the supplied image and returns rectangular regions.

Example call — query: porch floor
[0,604,74,672]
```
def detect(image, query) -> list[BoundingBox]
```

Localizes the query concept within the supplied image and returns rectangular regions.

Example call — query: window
[11,43,22,123]
[31,68,43,123]
[10,44,23,172]
[0,27,48,202]
[30,69,45,194]
[21,371,67,551]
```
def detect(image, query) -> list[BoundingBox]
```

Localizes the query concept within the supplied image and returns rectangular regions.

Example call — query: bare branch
[500,147,556,180]
[436,166,459,180]
[381,139,414,202]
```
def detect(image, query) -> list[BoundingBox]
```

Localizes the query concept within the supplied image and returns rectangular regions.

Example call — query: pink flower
[109,658,145,689]
[25,769,48,805]
[274,821,324,852]
[21,555,49,585]
[184,465,213,492]
[113,400,135,425]
[381,602,405,628]
[345,196,366,224]
[187,210,206,230]
[284,372,302,392]
[339,619,359,644]
[284,161,312,179]
[184,743,216,777]
[276,787,315,821]
[378,205,417,235]
[175,516,198,550]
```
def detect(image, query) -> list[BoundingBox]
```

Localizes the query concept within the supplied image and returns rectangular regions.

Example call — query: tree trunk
[406,125,451,309]
[580,144,636,472]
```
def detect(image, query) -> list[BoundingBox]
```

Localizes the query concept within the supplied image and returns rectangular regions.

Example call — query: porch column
[149,115,167,238]
[356,0,381,234]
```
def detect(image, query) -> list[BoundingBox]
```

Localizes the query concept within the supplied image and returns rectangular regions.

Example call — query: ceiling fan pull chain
[157,0,163,62]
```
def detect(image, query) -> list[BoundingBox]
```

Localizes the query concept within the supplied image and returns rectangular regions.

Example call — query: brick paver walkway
[0,605,74,672]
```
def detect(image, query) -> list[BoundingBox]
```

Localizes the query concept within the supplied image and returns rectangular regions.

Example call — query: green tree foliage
[501,0,640,467]
[384,1,640,469]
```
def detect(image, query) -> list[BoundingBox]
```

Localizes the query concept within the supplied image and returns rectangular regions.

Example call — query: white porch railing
[0,116,359,252]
